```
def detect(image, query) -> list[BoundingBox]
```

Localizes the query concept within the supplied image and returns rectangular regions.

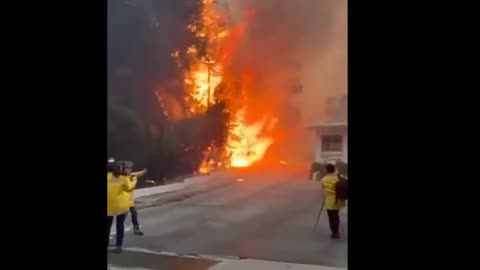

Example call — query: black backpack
[335,174,348,201]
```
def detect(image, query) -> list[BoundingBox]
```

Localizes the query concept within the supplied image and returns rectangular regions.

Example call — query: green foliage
[107,98,229,185]
[107,100,148,167]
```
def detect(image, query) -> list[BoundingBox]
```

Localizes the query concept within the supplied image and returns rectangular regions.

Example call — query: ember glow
[198,143,217,174]
[227,110,277,168]
[198,161,211,174]
[174,0,278,171]
[177,0,228,115]
[187,61,222,110]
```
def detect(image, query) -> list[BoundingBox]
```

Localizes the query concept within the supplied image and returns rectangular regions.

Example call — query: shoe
[133,228,144,236]
[330,233,340,239]
[112,246,123,254]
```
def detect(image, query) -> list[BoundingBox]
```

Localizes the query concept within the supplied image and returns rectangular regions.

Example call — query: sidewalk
[108,248,346,270]
[134,172,234,209]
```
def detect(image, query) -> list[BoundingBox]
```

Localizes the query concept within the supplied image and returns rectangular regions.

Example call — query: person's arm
[131,169,147,178]
[122,176,137,192]
[130,176,138,189]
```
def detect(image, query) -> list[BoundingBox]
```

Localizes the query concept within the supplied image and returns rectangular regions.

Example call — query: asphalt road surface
[110,170,348,268]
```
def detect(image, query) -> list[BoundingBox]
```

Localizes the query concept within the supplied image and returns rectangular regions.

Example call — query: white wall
[341,135,348,163]
[314,135,323,163]
[313,134,348,164]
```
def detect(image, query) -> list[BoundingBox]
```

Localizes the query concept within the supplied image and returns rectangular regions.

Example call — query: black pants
[327,210,340,236]
[129,206,140,230]
[107,214,126,247]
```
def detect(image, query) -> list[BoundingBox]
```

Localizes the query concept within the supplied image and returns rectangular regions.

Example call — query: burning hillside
[169,0,279,171]
[160,0,346,173]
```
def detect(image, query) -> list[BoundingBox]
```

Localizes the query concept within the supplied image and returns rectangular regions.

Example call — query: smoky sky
[108,0,346,125]
[221,0,347,162]
[108,0,198,123]
[222,0,347,125]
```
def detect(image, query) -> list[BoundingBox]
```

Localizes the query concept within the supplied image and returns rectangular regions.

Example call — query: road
[109,170,347,269]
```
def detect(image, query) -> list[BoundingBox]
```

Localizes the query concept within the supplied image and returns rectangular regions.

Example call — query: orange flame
[174,0,278,171]
[227,110,277,168]
[198,160,210,174]
[198,143,217,174]
[187,61,222,109]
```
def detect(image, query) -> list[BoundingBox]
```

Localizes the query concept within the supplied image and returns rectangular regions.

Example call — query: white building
[306,122,348,164]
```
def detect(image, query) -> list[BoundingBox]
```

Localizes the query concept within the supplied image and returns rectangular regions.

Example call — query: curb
[134,172,224,199]
[134,172,233,210]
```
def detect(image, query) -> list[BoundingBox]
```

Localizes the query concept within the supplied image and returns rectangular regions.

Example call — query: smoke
[219,0,347,164]
[108,0,200,123]
[222,0,347,122]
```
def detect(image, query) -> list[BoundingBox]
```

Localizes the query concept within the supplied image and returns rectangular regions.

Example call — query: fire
[198,143,217,174]
[227,110,277,168]
[198,160,210,174]
[174,0,278,171]
[179,0,228,115]
[186,61,222,110]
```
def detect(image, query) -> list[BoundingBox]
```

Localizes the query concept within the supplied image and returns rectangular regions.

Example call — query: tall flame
[227,110,277,168]
[174,0,278,171]
[178,0,228,115]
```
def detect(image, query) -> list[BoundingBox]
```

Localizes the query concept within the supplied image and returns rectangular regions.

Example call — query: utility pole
[207,57,211,110]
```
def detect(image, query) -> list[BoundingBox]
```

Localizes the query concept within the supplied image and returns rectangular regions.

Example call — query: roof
[305,122,348,129]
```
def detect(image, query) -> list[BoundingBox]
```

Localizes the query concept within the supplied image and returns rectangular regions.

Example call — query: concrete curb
[134,173,222,199]
[134,182,185,199]
[134,172,232,209]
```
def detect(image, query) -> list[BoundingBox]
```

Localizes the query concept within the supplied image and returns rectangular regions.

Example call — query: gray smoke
[219,0,347,164]
[221,0,347,125]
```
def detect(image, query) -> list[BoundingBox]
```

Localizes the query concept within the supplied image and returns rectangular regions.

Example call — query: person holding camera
[107,162,136,253]
[320,163,347,239]
[120,161,147,236]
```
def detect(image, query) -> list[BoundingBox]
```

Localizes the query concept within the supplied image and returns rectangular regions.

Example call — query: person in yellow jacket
[120,161,147,236]
[320,163,346,239]
[107,162,137,253]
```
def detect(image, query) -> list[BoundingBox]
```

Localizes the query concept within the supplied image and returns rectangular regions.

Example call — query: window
[321,135,342,152]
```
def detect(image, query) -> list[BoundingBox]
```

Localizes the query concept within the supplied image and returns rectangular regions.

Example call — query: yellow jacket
[126,170,145,207]
[320,173,346,210]
[127,176,138,207]
[107,173,136,216]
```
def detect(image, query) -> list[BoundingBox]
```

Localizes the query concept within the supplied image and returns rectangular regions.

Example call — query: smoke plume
[220,0,347,164]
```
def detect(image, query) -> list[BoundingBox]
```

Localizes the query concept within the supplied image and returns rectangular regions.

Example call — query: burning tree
[169,0,278,172]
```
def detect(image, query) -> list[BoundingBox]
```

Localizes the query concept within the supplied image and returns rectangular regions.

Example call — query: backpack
[335,174,348,201]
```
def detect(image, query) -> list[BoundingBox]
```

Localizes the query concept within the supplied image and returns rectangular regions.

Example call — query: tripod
[313,194,326,231]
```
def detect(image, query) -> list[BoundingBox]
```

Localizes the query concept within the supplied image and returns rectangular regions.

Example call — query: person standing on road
[108,162,137,253]
[320,163,346,239]
[120,161,147,236]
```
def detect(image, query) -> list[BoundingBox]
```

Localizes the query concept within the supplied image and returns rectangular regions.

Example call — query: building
[306,122,348,164]
[306,93,347,165]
